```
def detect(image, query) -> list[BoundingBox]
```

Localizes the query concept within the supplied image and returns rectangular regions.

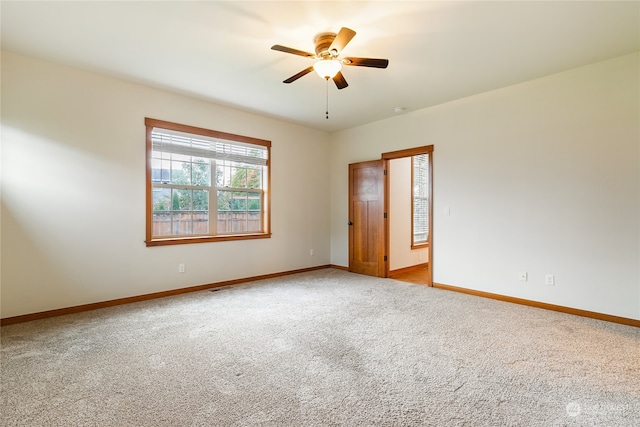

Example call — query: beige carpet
[1,268,639,426]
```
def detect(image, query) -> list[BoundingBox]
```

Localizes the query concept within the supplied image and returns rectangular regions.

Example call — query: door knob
[348,221,353,226]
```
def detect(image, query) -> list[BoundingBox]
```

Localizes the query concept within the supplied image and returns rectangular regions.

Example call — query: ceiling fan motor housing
[314,32,338,58]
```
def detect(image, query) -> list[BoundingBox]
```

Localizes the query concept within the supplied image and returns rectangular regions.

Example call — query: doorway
[348,146,433,286]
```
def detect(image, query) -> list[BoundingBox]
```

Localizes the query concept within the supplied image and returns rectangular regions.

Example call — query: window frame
[411,152,431,250]
[145,118,271,247]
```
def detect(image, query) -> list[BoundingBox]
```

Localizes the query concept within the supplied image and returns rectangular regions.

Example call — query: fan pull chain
[325,77,329,119]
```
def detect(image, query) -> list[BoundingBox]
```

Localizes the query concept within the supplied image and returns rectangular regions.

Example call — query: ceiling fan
[271,27,389,89]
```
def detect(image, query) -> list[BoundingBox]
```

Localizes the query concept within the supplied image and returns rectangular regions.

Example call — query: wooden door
[349,160,386,277]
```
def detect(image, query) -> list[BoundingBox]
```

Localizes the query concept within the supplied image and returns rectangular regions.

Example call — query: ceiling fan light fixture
[313,59,342,79]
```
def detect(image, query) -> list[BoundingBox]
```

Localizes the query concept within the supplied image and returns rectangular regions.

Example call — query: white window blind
[151,128,268,166]
[413,153,429,244]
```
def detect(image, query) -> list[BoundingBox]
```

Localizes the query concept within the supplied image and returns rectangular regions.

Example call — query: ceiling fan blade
[271,44,315,58]
[283,66,314,84]
[332,71,348,90]
[344,57,389,69]
[329,27,356,54]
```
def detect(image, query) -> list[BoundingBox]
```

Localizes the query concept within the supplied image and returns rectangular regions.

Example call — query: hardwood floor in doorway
[390,265,430,285]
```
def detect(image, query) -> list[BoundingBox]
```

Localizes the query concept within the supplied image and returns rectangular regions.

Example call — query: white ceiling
[2,1,638,133]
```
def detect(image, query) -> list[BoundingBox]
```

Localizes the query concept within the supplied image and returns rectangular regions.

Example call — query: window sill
[145,233,271,247]
[411,243,429,250]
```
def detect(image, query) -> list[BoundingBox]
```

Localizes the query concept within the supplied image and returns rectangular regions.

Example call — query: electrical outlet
[519,272,528,282]
[310,249,314,256]
[545,274,555,286]
[178,263,185,273]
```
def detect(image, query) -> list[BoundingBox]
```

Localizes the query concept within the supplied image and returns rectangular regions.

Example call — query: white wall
[2,51,638,321]
[389,157,428,271]
[330,53,639,320]
[1,51,331,318]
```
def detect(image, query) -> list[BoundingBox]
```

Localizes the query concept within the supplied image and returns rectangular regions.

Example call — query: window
[412,153,430,247]
[145,118,270,246]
